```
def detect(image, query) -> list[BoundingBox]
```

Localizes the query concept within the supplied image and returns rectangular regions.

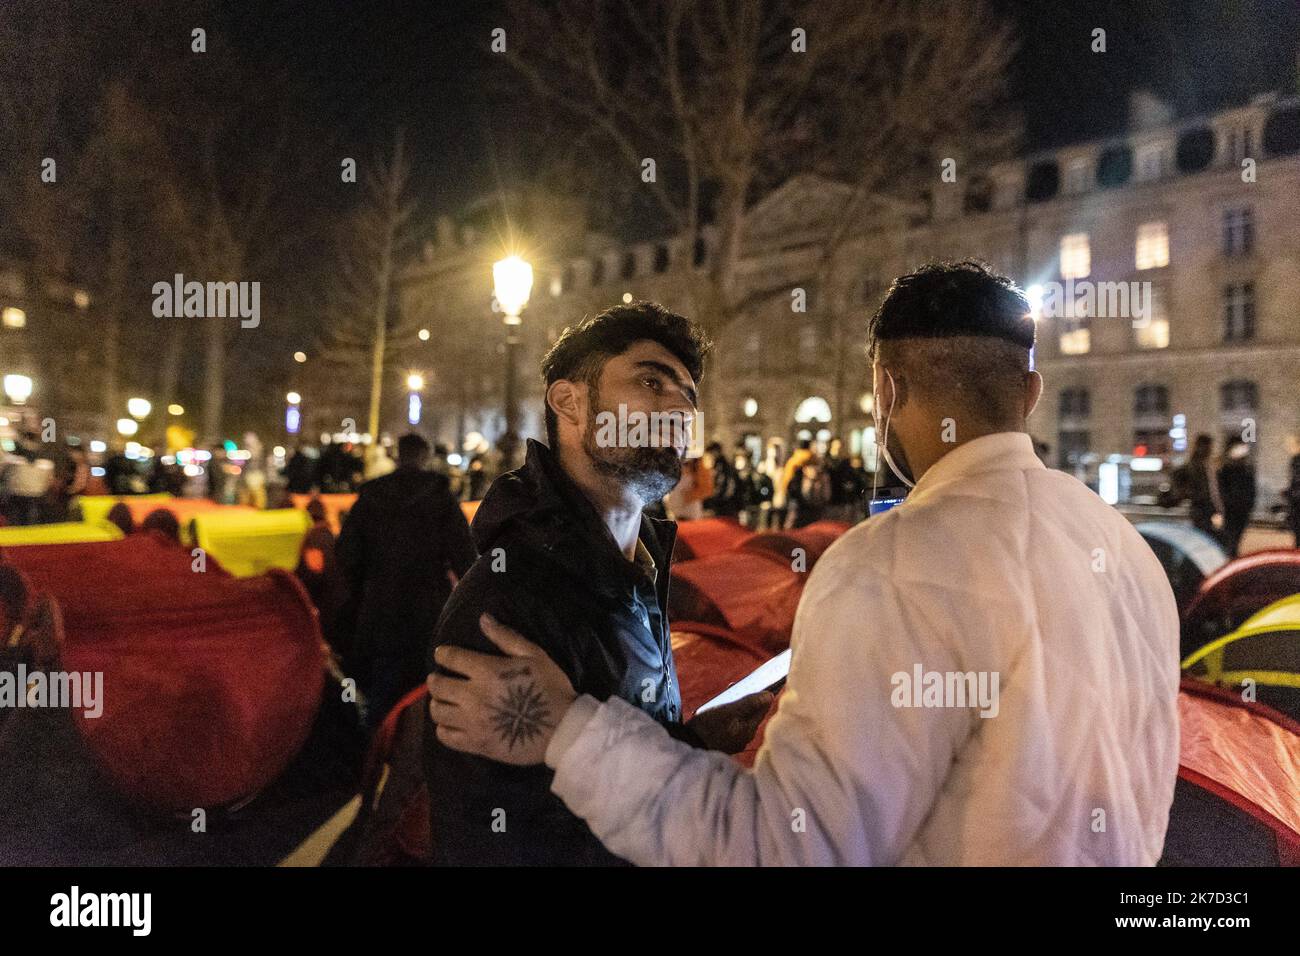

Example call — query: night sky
[220,0,1299,220]
[6,0,1298,435]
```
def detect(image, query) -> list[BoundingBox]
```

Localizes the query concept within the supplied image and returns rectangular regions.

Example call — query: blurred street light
[492,255,533,470]
[286,391,301,436]
[127,397,152,419]
[493,255,533,324]
[3,374,33,404]
[407,372,425,426]
[116,417,138,437]
[168,403,185,416]
[294,351,307,363]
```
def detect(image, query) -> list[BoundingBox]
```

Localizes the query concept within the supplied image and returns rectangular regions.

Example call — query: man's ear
[546,379,585,435]
[1024,370,1044,419]
[874,361,900,412]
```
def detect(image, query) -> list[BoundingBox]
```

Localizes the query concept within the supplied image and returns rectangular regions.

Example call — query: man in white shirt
[428,260,1182,865]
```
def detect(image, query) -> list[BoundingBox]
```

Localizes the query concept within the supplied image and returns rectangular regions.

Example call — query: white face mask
[872,365,915,495]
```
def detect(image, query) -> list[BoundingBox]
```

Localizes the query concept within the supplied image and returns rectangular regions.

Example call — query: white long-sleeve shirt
[545,431,1181,865]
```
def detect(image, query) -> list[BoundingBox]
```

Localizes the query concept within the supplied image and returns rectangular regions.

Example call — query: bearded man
[423,301,773,865]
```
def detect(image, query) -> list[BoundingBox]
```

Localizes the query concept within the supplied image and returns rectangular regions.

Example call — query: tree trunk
[366,244,393,441]
[202,312,226,445]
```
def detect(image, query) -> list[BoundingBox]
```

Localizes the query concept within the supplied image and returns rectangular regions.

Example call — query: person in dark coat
[703,441,740,517]
[1170,433,1222,540]
[337,433,475,730]
[284,444,317,494]
[424,302,772,866]
[1216,440,1256,558]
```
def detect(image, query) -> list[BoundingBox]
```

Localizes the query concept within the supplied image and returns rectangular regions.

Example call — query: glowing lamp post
[492,255,533,469]
[407,373,424,426]
[286,391,301,436]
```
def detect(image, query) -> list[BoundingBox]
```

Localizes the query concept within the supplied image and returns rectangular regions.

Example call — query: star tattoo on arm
[489,680,554,750]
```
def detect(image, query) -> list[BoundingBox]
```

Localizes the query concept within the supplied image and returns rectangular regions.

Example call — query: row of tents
[1,496,1297,864]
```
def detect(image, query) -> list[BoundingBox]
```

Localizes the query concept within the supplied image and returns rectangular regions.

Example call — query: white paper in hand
[695,649,791,714]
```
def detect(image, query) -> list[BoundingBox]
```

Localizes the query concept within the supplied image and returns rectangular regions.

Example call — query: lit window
[1134,287,1169,349]
[1135,222,1169,270]
[2,307,25,328]
[1059,233,1090,279]
[1058,324,1090,355]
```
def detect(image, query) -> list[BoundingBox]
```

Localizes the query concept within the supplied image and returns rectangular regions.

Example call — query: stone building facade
[395,92,1300,496]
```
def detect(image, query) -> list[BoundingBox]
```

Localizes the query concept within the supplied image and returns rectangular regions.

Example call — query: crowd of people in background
[1161,431,1295,558]
[4,416,1300,557]
[658,437,874,528]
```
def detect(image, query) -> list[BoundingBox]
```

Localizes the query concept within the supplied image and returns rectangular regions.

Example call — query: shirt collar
[633,535,658,586]
[906,431,1044,506]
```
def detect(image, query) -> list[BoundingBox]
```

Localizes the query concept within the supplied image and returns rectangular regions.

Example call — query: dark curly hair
[540,301,712,447]
[867,259,1034,358]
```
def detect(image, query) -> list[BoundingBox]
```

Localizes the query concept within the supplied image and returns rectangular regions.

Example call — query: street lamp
[492,254,533,469]
[407,373,424,426]
[3,374,33,405]
[286,391,301,436]
[127,397,152,419]
[116,417,138,437]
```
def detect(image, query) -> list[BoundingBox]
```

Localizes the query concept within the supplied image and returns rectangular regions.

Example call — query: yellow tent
[0,522,124,546]
[1183,593,1300,718]
[77,493,172,526]
[191,508,311,577]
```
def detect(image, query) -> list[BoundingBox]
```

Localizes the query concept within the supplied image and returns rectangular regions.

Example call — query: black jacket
[1217,459,1257,517]
[336,467,475,666]
[424,439,696,866]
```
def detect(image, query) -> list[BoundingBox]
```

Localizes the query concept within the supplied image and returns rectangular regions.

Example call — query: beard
[581,387,683,502]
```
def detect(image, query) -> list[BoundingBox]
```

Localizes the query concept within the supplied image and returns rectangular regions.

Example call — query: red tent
[669,552,807,654]
[671,517,755,562]
[739,520,852,568]
[1162,678,1300,865]
[2,534,324,811]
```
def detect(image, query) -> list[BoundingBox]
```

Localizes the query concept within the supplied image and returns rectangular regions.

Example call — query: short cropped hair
[540,301,711,446]
[868,260,1034,357]
[869,261,1034,428]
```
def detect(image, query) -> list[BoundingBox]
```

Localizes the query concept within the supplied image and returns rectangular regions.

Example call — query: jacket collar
[906,431,1044,507]
[474,439,676,600]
